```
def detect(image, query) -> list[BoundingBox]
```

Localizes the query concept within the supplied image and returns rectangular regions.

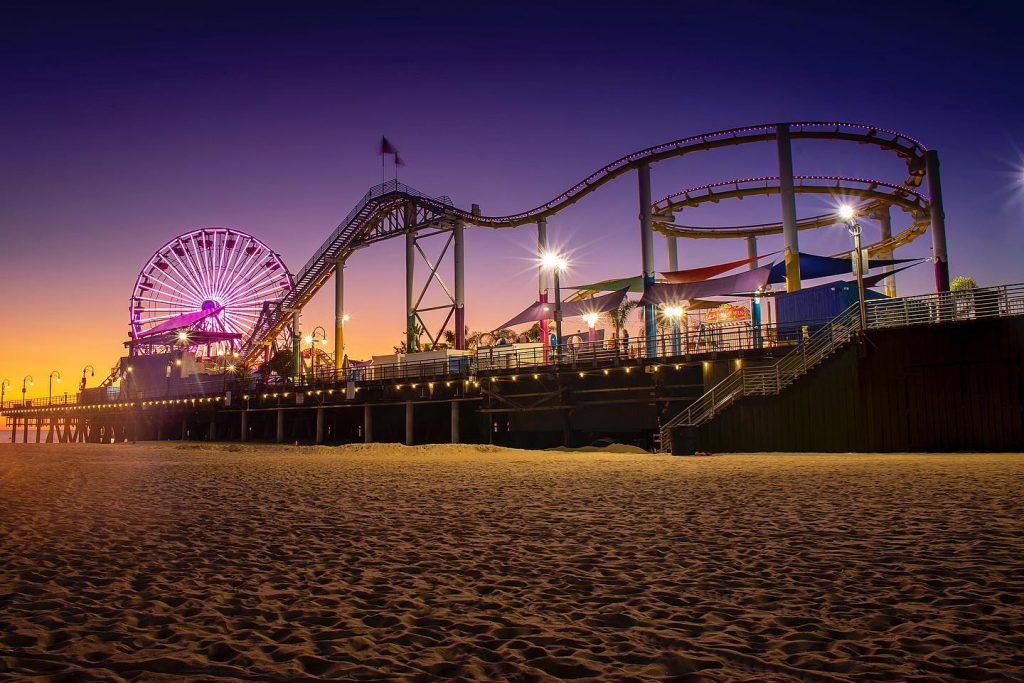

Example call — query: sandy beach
[1,444,1022,682]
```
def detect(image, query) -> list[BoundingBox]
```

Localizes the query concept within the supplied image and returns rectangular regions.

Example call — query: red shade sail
[661,254,767,283]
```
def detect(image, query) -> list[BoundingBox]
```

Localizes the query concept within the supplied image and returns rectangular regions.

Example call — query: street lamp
[22,375,33,406]
[583,312,600,356]
[1,379,10,407]
[540,251,568,352]
[49,370,61,404]
[306,326,327,382]
[839,204,868,330]
[81,364,95,391]
[663,305,684,356]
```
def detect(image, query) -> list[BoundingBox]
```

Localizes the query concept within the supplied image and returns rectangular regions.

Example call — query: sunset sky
[2,1,1023,399]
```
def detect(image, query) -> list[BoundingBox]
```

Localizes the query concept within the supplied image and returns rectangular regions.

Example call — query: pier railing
[658,282,1024,449]
[8,284,1022,415]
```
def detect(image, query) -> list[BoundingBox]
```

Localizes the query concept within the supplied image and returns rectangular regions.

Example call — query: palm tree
[608,299,640,341]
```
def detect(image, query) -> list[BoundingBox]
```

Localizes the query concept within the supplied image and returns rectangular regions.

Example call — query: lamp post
[540,252,568,354]
[49,371,61,404]
[1,379,9,408]
[583,312,599,358]
[80,364,95,391]
[839,205,868,330]
[221,351,239,392]
[305,326,327,383]
[22,375,33,406]
[664,305,683,356]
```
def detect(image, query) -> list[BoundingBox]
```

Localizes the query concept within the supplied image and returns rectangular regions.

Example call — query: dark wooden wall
[697,317,1024,452]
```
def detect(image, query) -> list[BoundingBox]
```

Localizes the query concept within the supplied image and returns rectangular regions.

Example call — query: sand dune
[1,444,1022,682]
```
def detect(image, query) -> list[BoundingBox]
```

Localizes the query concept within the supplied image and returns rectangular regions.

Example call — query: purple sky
[2,1,1023,397]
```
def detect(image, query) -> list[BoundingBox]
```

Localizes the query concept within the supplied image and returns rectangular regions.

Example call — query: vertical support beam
[23,418,29,443]
[638,163,657,357]
[10,417,16,444]
[240,410,249,442]
[747,236,762,348]
[875,205,897,298]
[405,203,418,352]
[537,217,550,355]
[776,124,801,292]
[666,235,679,272]
[208,414,217,442]
[746,235,759,265]
[453,218,466,350]
[363,404,373,443]
[181,417,188,441]
[35,419,41,443]
[276,408,285,443]
[926,150,950,292]
[334,259,346,374]
[291,311,301,380]
[315,407,325,444]
[405,401,414,446]
[450,400,460,444]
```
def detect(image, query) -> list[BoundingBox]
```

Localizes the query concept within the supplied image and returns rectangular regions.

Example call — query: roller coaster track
[240,122,930,363]
[652,175,932,256]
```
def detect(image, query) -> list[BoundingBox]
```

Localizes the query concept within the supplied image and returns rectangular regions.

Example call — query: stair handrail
[658,283,1024,449]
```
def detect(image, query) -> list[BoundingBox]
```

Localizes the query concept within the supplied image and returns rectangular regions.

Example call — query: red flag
[394,153,405,166]
[380,136,398,155]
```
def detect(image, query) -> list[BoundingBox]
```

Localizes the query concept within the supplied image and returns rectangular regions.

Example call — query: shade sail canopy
[850,260,924,288]
[661,254,766,283]
[641,265,773,306]
[564,275,645,293]
[687,298,732,311]
[768,252,918,285]
[734,260,926,297]
[498,288,630,329]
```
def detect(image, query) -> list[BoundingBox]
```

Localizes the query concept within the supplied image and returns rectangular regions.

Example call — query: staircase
[658,283,1024,451]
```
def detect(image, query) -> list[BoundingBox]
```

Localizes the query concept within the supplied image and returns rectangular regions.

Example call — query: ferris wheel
[130,228,292,354]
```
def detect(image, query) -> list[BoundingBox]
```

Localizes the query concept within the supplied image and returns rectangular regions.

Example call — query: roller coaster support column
[405,401,414,446]
[926,150,950,292]
[776,124,801,292]
[873,205,897,298]
[454,218,466,350]
[747,236,762,349]
[537,216,550,359]
[405,205,417,352]
[334,260,346,373]
[638,163,657,357]
[666,235,679,272]
[291,311,301,380]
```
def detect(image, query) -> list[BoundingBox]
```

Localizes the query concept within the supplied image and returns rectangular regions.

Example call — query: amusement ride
[93,121,946,392]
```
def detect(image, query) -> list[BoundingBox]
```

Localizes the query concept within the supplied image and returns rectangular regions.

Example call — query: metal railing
[2,394,82,411]
[659,283,1024,448]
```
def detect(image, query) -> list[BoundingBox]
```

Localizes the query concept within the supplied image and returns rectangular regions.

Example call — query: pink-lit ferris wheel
[130,228,292,355]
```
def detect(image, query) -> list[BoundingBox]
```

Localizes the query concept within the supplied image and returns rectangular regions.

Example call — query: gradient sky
[2,1,1023,400]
